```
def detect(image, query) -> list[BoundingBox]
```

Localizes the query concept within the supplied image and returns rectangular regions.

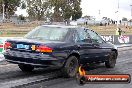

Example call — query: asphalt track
[0,45,132,88]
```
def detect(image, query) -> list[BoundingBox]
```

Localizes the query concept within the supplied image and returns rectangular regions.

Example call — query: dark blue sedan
[3,25,118,77]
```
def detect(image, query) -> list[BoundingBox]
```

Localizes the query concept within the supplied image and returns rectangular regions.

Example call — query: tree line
[0,0,82,22]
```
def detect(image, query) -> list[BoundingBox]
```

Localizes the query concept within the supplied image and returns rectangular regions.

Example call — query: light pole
[130,5,132,17]
[99,10,101,20]
[115,0,120,35]
[117,0,119,28]
[2,3,5,20]
[99,10,101,16]
[130,5,132,26]
[98,10,102,25]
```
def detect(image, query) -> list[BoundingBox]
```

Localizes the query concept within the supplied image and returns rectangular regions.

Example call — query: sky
[81,0,132,20]
[15,0,132,20]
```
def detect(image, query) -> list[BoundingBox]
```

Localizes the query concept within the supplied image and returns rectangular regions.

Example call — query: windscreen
[24,26,68,41]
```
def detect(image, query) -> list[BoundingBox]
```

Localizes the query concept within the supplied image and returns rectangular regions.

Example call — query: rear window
[24,26,68,41]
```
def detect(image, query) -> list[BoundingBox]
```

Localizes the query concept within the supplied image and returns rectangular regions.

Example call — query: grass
[0,23,132,37]
[87,25,132,35]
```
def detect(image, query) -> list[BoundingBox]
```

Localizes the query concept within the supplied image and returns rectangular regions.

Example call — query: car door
[86,29,110,61]
[73,28,97,63]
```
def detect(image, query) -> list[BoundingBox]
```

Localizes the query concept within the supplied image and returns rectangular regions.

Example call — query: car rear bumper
[4,50,65,68]
[4,55,65,68]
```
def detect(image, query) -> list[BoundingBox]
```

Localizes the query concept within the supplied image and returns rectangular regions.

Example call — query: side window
[73,30,80,43]
[87,30,104,44]
[77,29,92,43]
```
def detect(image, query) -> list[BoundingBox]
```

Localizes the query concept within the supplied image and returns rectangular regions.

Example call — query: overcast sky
[81,0,132,20]
[16,0,132,20]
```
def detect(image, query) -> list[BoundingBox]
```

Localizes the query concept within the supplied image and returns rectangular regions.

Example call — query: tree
[0,0,21,19]
[23,0,82,21]
[0,0,2,14]
[61,1,72,21]
[49,0,64,22]
[71,0,82,21]
[21,1,26,9]
[26,0,52,21]
[122,17,128,21]
[102,17,108,20]
[83,15,91,20]
[49,0,82,22]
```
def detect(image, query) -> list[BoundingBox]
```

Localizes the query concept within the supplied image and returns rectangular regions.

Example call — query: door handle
[93,45,99,48]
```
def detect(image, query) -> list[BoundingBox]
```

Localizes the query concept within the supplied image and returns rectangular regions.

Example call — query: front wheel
[61,56,79,78]
[105,51,117,68]
[18,64,34,72]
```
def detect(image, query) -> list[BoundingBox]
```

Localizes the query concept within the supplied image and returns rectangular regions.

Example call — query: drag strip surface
[22,49,132,88]
[0,49,132,88]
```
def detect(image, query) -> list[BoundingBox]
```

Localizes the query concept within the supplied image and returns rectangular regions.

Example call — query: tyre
[105,51,117,68]
[18,64,34,72]
[61,56,79,78]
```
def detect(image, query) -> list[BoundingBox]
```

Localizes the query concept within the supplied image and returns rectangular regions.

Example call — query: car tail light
[36,45,52,53]
[0,44,3,48]
[4,42,12,50]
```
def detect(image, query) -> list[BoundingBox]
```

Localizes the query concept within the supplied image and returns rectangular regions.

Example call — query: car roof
[41,25,83,29]
[40,24,95,32]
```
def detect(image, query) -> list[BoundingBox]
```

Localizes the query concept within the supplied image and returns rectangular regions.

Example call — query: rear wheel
[18,64,34,72]
[61,56,79,78]
[105,51,117,68]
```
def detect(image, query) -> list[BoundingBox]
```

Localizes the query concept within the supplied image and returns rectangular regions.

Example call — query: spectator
[119,20,122,24]
[100,22,103,26]
[108,22,110,25]
[113,21,115,24]
[118,28,122,35]
[85,21,88,25]
[105,23,107,26]
[116,27,125,35]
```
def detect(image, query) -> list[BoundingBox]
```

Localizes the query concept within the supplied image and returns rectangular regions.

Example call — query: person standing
[116,27,124,35]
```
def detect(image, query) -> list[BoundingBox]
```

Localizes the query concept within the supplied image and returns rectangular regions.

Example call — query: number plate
[17,44,29,49]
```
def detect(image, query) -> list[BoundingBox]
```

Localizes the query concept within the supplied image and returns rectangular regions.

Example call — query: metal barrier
[101,35,132,44]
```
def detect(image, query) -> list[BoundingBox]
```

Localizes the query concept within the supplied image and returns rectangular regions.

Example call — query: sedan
[3,25,118,77]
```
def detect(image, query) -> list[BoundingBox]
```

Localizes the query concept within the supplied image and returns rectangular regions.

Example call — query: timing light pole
[130,5,132,18]
[2,3,5,20]
[116,0,119,28]
[130,5,132,27]
[115,0,120,35]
